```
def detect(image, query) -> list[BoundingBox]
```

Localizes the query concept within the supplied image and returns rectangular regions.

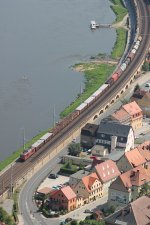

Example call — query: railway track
[0,0,150,197]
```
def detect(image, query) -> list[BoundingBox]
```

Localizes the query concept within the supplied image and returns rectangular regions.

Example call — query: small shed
[92,145,108,156]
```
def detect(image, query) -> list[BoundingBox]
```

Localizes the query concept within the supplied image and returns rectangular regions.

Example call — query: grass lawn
[111,28,127,59]
[0,0,128,173]
[110,0,128,23]
[60,63,116,118]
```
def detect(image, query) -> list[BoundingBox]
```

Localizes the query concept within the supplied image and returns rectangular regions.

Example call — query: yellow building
[72,172,103,204]
[112,101,143,131]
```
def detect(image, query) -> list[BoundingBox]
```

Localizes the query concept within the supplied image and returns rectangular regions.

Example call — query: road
[19,143,108,225]
[19,70,150,225]
[0,0,150,198]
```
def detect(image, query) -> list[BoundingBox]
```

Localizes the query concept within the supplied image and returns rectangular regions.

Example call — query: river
[0,0,116,161]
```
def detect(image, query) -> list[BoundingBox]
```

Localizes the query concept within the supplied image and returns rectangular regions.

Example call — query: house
[111,108,130,125]
[131,89,150,117]
[36,187,52,199]
[95,120,134,152]
[112,101,143,131]
[105,195,150,225]
[76,195,84,208]
[49,186,76,212]
[117,148,146,172]
[69,170,90,187]
[71,172,103,204]
[137,141,150,163]
[81,123,99,148]
[95,160,121,194]
[108,166,150,207]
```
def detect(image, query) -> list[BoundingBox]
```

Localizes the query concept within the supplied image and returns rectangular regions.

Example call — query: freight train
[20,35,142,161]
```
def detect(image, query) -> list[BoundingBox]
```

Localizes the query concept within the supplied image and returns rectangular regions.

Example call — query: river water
[0,0,116,161]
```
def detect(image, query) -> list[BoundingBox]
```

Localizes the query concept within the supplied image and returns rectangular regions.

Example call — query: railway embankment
[0,0,133,173]
[60,0,129,118]
[0,0,144,202]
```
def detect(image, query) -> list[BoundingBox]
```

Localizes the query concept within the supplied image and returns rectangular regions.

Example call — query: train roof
[84,96,95,104]
[76,102,87,111]
[21,147,34,156]
[32,139,44,148]
[92,84,109,97]
[40,132,53,141]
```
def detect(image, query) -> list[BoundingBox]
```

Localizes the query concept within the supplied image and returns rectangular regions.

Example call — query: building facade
[95,120,134,152]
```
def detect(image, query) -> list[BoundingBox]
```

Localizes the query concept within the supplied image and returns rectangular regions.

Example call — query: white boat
[90,20,97,29]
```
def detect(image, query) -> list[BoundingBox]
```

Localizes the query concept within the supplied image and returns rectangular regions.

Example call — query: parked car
[87,149,91,154]
[65,217,73,222]
[72,138,77,143]
[84,209,93,213]
[145,83,150,87]
[48,173,58,179]
[60,221,66,225]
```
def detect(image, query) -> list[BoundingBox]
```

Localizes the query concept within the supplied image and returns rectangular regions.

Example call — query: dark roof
[81,123,98,134]
[97,120,131,138]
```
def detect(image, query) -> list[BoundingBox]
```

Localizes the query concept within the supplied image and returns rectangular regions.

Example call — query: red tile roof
[120,166,150,189]
[50,186,76,200]
[131,196,150,225]
[122,101,142,116]
[124,148,146,167]
[137,141,150,161]
[82,172,100,192]
[61,186,76,200]
[112,108,130,122]
[95,160,120,183]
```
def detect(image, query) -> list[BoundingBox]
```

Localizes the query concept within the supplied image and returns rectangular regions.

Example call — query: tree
[68,143,81,156]
[139,183,150,197]
[134,84,140,93]
[142,61,150,71]
[71,220,78,225]
[0,207,14,225]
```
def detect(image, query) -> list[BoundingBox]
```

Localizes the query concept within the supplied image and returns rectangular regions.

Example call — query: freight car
[20,35,143,161]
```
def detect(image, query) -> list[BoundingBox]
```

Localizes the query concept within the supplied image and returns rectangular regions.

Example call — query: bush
[60,161,78,175]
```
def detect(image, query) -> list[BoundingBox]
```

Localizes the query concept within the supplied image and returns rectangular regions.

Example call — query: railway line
[0,0,150,198]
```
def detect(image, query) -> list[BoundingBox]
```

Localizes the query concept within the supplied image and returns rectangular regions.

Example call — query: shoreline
[72,9,128,73]
[0,0,129,173]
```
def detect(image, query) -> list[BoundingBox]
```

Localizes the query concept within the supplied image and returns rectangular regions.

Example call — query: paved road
[19,147,108,225]
[19,71,150,225]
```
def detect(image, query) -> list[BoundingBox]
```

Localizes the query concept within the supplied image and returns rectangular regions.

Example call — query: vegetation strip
[0,0,128,172]
[60,64,116,118]
[111,28,127,59]
[110,0,128,23]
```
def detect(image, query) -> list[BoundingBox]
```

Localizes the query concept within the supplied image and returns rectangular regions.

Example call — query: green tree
[142,61,150,71]
[70,220,78,225]
[65,161,72,169]
[68,143,81,156]
[139,183,150,197]
[0,207,14,225]
[134,84,140,93]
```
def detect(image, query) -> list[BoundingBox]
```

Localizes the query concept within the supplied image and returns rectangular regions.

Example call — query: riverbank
[0,0,128,172]
[60,0,128,117]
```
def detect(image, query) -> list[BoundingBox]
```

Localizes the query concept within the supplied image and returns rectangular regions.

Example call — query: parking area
[37,175,69,191]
